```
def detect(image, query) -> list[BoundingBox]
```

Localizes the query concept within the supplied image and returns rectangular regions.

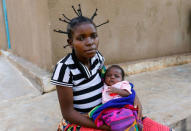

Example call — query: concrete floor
[0,56,40,101]
[127,63,191,130]
[0,55,191,131]
[0,56,61,131]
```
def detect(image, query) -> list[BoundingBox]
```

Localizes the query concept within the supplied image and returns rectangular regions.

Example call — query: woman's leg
[143,117,173,131]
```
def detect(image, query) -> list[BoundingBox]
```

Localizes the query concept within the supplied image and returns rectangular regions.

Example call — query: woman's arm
[134,94,143,120]
[56,85,110,130]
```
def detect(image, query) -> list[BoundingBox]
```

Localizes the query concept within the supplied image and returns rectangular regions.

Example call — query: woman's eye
[91,33,97,39]
[77,36,85,41]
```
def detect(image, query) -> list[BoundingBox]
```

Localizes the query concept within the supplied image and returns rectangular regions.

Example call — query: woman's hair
[105,65,125,80]
[54,4,109,48]
[66,16,96,39]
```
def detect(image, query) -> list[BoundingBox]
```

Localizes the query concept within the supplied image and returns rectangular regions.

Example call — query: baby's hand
[107,86,120,94]
[107,86,131,97]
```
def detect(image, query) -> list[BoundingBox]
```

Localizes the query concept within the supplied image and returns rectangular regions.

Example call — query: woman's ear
[67,39,73,48]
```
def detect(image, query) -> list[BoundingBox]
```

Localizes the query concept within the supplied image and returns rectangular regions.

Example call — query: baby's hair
[54,4,109,48]
[105,65,125,80]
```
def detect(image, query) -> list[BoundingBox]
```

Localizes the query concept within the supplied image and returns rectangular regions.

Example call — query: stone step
[2,50,191,94]
[1,50,55,93]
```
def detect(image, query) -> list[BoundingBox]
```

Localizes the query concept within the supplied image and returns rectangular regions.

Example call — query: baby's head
[104,65,125,86]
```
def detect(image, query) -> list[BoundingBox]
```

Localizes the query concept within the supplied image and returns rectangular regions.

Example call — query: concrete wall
[2,0,53,70]
[0,1,7,50]
[1,0,191,71]
[49,0,191,65]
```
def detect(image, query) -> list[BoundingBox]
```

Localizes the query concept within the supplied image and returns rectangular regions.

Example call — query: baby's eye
[106,74,111,77]
[114,75,120,78]
[91,33,97,39]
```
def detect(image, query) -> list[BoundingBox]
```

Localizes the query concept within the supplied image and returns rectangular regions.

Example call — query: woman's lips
[85,49,96,54]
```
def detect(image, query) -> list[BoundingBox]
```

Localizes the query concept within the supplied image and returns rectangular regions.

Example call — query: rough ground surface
[0,56,40,101]
[127,63,191,130]
[0,55,191,131]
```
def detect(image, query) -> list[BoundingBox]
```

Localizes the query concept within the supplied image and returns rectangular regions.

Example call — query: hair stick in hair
[59,18,70,24]
[72,5,80,16]
[63,44,70,48]
[62,14,71,21]
[96,20,109,27]
[77,4,82,16]
[53,29,68,34]
[91,8,98,20]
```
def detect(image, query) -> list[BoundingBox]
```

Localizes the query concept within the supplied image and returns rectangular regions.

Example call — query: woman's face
[105,67,123,86]
[70,23,99,61]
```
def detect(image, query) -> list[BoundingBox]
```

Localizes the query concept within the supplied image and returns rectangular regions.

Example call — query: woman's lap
[58,117,172,131]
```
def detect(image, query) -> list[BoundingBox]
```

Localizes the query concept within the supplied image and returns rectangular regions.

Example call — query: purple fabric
[95,107,142,131]
[102,108,136,131]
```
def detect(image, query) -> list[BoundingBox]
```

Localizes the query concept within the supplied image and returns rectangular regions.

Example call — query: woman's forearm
[63,109,110,130]
[134,94,143,120]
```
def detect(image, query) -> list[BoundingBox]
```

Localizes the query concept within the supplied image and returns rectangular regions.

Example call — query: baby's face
[105,67,123,86]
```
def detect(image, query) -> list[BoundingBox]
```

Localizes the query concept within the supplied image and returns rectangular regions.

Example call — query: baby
[89,65,143,131]
[102,65,132,104]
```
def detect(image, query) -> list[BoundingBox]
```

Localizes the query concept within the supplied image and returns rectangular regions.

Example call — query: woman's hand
[134,95,143,120]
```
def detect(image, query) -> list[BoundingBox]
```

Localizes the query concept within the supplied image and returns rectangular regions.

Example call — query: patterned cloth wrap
[57,119,104,131]
[58,117,172,131]
[88,89,143,131]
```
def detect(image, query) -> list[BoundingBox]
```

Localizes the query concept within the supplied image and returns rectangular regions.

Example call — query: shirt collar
[71,49,96,78]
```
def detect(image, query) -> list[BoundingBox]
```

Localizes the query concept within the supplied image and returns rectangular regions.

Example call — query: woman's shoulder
[51,53,74,87]
[56,53,74,65]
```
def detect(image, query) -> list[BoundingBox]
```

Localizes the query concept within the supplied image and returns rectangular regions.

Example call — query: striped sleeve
[51,63,73,87]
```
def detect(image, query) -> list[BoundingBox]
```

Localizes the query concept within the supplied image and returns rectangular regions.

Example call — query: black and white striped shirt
[51,50,105,113]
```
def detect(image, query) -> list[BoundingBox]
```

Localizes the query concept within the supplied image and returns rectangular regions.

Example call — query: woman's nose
[86,37,94,45]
